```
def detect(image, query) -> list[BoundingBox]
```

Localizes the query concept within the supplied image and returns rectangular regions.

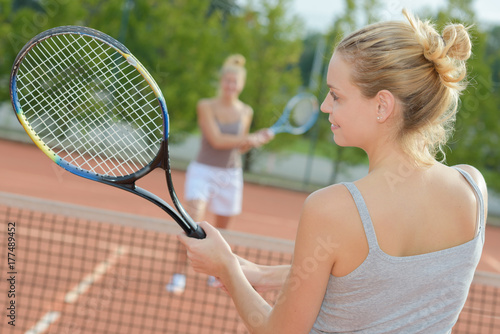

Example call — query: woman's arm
[211,256,290,293]
[179,187,342,334]
[238,129,274,153]
[196,99,247,149]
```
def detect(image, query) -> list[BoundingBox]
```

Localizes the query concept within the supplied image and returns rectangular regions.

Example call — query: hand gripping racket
[9,26,205,239]
[268,92,319,135]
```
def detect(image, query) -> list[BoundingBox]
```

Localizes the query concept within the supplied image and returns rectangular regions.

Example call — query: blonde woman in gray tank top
[179,10,488,333]
[166,55,273,294]
[184,54,273,228]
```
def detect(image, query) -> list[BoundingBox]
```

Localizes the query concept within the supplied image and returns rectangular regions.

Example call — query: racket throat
[161,140,197,226]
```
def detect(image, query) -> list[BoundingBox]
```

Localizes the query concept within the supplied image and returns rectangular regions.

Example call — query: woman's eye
[329,91,339,101]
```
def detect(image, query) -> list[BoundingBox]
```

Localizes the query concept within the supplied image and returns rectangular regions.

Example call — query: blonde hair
[336,9,472,165]
[220,54,247,81]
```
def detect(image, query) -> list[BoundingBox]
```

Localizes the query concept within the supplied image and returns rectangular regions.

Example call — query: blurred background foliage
[0,0,499,191]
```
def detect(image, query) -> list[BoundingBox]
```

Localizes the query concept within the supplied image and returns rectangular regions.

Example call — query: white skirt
[184,161,243,216]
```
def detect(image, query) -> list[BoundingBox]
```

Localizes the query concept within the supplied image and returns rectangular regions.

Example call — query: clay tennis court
[1,139,499,271]
[1,138,499,333]
[0,139,305,239]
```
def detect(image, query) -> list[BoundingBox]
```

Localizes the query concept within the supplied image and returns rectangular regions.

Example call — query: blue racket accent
[10,26,204,239]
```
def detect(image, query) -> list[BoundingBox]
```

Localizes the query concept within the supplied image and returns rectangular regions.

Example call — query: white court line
[24,246,127,334]
[65,246,128,304]
[25,311,61,334]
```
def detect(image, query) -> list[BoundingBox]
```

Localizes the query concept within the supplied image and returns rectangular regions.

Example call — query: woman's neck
[366,144,420,175]
[218,94,239,106]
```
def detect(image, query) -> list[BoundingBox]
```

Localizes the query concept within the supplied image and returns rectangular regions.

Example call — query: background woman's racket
[269,92,319,135]
[9,26,205,239]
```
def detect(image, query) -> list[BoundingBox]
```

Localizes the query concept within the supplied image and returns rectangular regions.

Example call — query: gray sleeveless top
[310,167,485,334]
[196,119,242,168]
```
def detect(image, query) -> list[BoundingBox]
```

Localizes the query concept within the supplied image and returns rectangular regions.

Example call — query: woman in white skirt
[167,54,273,293]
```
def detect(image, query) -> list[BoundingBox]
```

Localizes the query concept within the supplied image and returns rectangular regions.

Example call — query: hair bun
[223,54,246,68]
[442,24,472,61]
[404,9,471,90]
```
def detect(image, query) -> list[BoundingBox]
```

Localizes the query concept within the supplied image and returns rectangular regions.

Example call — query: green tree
[206,0,240,24]
[1,0,305,156]
[220,0,304,168]
[0,0,85,101]
[0,0,13,101]
[232,0,303,129]
[433,1,500,191]
[486,26,500,83]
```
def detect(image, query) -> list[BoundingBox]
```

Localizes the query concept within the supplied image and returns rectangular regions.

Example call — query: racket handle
[187,224,206,239]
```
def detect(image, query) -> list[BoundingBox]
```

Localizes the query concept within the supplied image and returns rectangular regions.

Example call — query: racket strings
[290,99,315,128]
[49,35,159,176]
[19,39,136,175]
[16,33,163,177]
[41,34,157,165]
[269,94,319,135]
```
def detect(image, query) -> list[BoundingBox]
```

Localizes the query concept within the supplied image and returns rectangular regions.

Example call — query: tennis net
[0,192,498,333]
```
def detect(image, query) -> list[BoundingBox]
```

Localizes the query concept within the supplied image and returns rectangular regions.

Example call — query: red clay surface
[1,138,499,274]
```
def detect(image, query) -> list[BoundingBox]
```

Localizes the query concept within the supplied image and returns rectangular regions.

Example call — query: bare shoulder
[306,184,352,211]
[453,164,488,196]
[299,183,368,276]
[301,183,357,232]
[197,98,214,111]
[196,99,217,122]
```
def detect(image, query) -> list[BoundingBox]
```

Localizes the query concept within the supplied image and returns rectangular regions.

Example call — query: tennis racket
[268,92,319,135]
[9,26,205,239]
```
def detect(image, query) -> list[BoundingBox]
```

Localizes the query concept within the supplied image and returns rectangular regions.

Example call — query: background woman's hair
[220,54,247,80]
[336,9,472,165]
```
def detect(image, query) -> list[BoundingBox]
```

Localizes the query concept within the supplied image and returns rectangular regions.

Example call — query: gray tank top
[196,119,242,168]
[310,167,485,334]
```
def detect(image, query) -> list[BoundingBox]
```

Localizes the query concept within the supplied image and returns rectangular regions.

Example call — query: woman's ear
[375,90,395,122]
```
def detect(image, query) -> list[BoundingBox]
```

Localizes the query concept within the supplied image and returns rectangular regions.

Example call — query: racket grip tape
[187,224,206,239]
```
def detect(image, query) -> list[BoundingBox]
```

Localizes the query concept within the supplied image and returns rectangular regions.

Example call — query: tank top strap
[341,182,379,250]
[452,167,485,241]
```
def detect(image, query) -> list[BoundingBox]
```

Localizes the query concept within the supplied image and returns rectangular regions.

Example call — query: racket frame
[10,26,205,239]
